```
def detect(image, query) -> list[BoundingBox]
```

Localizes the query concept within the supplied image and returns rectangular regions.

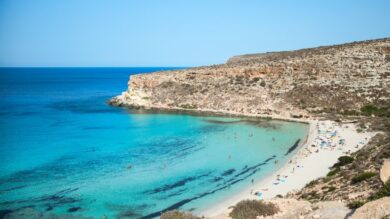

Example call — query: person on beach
[251,179,254,184]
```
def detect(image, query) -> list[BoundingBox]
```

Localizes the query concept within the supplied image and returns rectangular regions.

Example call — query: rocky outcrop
[380,159,390,184]
[350,197,390,219]
[287,133,389,204]
[209,198,352,219]
[307,201,352,219]
[109,38,390,218]
[110,38,390,118]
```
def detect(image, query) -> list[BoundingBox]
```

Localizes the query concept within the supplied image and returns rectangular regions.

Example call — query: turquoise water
[0,68,308,219]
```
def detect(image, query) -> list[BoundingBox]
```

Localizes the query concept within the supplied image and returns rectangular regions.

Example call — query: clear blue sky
[0,0,389,67]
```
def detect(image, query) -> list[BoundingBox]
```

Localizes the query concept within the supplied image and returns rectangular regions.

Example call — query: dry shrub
[229,200,279,219]
[160,210,201,219]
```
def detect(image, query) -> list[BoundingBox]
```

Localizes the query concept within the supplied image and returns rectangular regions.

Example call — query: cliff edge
[109,38,389,119]
[109,38,390,218]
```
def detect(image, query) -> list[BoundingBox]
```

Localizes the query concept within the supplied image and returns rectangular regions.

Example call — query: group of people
[250,121,347,199]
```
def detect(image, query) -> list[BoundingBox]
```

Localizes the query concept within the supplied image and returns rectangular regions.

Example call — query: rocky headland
[110,38,389,119]
[110,38,390,219]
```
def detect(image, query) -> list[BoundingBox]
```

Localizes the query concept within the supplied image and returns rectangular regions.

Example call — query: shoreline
[202,119,375,218]
[110,102,376,218]
[107,37,390,218]
[200,119,316,217]
[110,101,312,125]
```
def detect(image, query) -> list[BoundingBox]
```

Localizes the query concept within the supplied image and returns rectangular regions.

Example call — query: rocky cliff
[109,38,390,218]
[110,38,389,118]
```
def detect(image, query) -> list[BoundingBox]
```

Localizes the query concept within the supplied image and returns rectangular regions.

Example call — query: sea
[0,67,308,218]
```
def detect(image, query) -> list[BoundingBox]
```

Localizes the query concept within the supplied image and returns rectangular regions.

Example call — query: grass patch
[327,186,336,192]
[369,180,390,200]
[351,172,376,184]
[323,176,333,183]
[229,200,279,219]
[361,105,390,117]
[347,200,366,209]
[327,167,341,177]
[160,210,201,219]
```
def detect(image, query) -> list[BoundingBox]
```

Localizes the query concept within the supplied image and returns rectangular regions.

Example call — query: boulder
[350,197,390,219]
[380,159,390,183]
[306,201,352,219]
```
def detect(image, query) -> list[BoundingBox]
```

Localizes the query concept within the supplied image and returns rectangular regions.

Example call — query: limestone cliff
[110,38,390,118]
[109,39,390,218]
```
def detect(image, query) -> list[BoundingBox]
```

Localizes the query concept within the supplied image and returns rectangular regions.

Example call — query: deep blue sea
[0,68,308,219]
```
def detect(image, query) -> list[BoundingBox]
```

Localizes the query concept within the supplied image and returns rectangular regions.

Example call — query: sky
[0,0,389,67]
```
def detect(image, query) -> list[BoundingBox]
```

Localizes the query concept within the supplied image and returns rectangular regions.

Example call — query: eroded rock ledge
[110,38,389,119]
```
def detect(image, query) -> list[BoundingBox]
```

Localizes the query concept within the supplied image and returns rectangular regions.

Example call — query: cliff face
[110,38,390,118]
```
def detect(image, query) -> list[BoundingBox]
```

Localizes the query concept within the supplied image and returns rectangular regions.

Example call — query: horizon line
[0,66,191,68]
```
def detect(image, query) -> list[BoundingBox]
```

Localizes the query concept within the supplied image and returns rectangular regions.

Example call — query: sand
[201,119,375,218]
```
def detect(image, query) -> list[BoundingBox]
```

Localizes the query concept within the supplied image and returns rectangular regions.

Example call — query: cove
[0,68,308,218]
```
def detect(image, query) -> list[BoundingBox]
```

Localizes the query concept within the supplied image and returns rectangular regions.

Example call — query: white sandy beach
[202,119,375,218]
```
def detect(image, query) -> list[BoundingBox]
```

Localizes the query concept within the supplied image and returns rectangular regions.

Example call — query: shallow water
[0,68,308,218]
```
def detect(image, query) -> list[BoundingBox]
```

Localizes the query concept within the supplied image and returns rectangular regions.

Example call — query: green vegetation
[229,200,279,219]
[340,109,359,116]
[333,156,354,168]
[347,200,366,209]
[384,123,390,132]
[306,179,319,188]
[338,105,390,117]
[180,104,197,109]
[300,191,321,200]
[360,105,390,117]
[369,180,390,200]
[327,167,341,177]
[322,176,332,183]
[351,172,377,184]
[321,185,336,194]
[327,186,336,192]
[160,210,201,219]
[251,77,260,83]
